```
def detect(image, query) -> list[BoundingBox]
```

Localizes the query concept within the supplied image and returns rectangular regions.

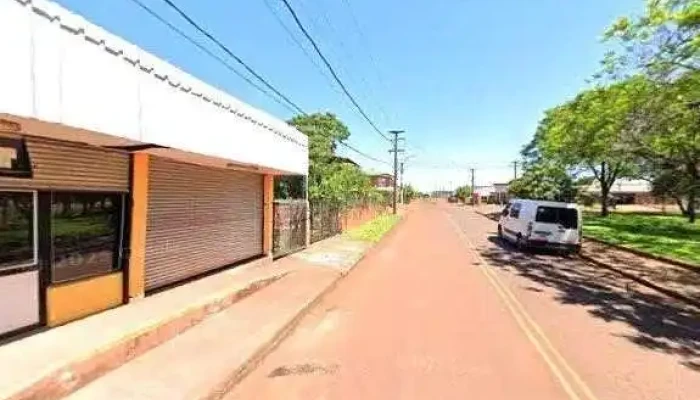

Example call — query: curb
[208,210,411,399]
[6,262,285,400]
[578,253,700,310]
[470,208,700,311]
[583,236,700,274]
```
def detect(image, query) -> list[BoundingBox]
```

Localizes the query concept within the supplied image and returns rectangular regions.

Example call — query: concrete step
[65,268,338,400]
[0,257,292,400]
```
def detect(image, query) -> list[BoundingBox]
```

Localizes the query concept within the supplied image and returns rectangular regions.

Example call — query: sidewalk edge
[471,208,700,311]
[8,270,285,400]
[583,235,700,274]
[579,254,700,311]
[206,211,411,399]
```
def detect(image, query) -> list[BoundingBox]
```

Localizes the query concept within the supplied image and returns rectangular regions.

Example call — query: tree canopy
[284,113,382,207]
[601,0,700,222]
[508,161,575,202]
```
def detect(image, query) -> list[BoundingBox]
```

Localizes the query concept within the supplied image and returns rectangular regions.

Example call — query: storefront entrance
[1,131,130,337]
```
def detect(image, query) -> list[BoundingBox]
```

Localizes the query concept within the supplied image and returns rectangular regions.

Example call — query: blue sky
[54,0,642,191]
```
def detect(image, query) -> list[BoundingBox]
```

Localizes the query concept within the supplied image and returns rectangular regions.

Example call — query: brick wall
[341,204,386,231]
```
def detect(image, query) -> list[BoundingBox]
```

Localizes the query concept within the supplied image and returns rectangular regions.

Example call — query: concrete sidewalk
[0,233,379,400]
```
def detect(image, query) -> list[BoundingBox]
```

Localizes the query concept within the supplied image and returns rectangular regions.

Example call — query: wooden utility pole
[513,161,518,180]
[399,161,405,204]
[389,130,405,214]
[470,168,476,205]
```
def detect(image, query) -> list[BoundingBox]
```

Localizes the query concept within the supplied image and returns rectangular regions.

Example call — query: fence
[310,201,342,244]
[272,199,388,255]
[310,201,387,244]
[272,200,307,257]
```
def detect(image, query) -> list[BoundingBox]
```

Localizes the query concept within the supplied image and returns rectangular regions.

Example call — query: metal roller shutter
[0,133,129,192]
[144,157,263,291]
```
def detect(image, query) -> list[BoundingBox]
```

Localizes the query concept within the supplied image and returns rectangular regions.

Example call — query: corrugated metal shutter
[0,133,129,192]
[144,156,263,290]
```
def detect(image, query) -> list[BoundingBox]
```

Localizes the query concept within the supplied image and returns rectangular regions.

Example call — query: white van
[497,199,582,254]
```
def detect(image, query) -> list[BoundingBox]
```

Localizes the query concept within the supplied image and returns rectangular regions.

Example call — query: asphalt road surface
[227,201,700,400]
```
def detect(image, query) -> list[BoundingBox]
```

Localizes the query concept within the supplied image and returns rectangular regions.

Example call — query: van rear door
[532,206,579,244]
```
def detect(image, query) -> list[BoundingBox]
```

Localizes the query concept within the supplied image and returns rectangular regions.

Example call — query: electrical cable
[278,0,390,141]
[127,0,299,114]
[158,0,306,114]
[129,0,390,166]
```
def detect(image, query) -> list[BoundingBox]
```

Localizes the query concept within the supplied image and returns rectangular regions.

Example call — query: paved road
[227,202,699,400]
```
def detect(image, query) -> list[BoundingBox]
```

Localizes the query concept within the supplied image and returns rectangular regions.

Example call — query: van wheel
[516,235,525,251]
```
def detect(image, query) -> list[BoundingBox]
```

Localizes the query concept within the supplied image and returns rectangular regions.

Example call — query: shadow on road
[479,235,700,372]
[585,243,700,293]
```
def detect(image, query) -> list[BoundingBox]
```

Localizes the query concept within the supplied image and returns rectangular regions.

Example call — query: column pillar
[128,153,149,300]
[262,174,274,256]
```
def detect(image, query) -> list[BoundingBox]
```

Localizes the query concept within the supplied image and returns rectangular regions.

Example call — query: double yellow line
[448,215,598,400]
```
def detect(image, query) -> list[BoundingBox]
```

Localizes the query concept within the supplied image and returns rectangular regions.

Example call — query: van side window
[509,203,521,218]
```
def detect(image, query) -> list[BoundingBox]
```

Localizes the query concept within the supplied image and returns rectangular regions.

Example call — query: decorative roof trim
[17,0,306,147]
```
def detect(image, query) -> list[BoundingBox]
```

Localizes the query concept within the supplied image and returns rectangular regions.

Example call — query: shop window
[0,137,31,177]
[0,192,36,270]
[51,192,123,283]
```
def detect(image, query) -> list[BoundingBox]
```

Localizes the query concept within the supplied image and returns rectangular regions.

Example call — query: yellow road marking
[447,215,598,400]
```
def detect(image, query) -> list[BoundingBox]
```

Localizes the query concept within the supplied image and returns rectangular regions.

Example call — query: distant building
[474,183,509,204]
[370,173,394,193]
[585,179,658,204]
[431,190,453,198]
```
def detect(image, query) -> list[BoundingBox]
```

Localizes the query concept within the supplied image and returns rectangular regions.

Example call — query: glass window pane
[536,207,578,229]
[51,193,122,283]
[0,138,31,176]
[0,192,35,269]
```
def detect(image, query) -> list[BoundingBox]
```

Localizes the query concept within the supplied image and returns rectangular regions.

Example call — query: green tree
[454,185,473,202]
[286,112,379,207]
[603,0,700,80]
[537,81,643,216]
[508,161,576,202]
[602,1,700,222]
[402,184,418,204]
[622,73,700,221]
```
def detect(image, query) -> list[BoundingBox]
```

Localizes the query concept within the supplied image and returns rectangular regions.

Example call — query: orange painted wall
[46,273,123,327]
[262,175,274,255]
[128,153,149,299]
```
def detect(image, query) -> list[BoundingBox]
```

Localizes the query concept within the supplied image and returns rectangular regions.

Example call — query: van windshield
[535,206,578,229]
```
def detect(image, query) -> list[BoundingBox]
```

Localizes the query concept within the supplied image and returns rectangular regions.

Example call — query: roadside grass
[583,212,700,266]
[345,214,401,243]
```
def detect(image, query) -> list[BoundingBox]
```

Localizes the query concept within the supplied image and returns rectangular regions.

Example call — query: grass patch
[583,212,700,266]
[345,214,401,243]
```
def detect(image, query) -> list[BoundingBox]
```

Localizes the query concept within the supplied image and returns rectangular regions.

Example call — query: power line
[126,0,298,114]
[157,0,306,114]
[278,0,390,141]
[339,0,393,126]
[304,0,391,127]
[131,0,391,166]
[339,140,391,166]
[262,0,337,91]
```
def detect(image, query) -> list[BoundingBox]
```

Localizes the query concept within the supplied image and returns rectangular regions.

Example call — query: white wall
[0,0,308,175]
[0,270,40,335]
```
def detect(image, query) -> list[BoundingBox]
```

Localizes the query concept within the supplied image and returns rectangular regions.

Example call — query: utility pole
[388,130,405,215]
[470,168,476,205]
[512,161,518,180]
[399,161,405,204]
